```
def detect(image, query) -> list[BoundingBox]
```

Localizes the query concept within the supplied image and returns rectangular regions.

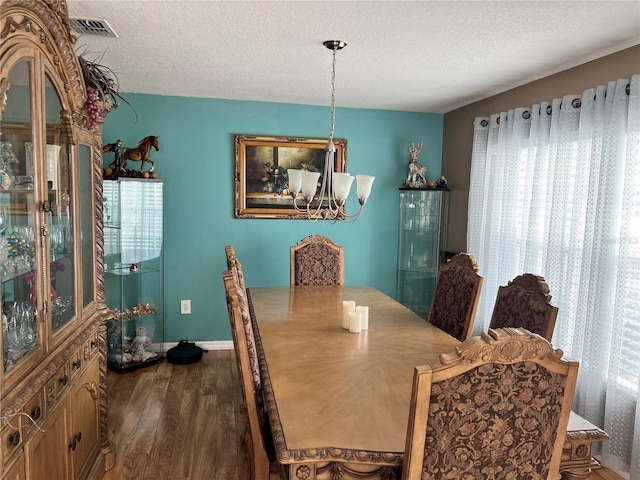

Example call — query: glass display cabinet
[396,188,449,318]
[104,178,164,372]
[1,75,76,372]
[1,1,114,478]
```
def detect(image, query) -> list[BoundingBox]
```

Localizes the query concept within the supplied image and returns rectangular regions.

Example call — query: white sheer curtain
[467,74,640,477]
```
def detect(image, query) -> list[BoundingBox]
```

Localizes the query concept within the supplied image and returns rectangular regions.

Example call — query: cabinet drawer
[22,390,45,436]
[69,349,84,380]
[83,330,100,364]
[45,363,70,409]
[1,417,23,468]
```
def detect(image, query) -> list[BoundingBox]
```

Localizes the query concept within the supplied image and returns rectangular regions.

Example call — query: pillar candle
[356,305,369,330]
[342,300,356,329]
[349,310,362,333]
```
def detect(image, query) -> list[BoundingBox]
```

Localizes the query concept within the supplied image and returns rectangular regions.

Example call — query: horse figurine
[406,141,427,185]
[104,136,159,173]
[122,135,159,172]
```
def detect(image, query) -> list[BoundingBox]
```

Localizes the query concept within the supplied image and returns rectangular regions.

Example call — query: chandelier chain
[329,46,336,142]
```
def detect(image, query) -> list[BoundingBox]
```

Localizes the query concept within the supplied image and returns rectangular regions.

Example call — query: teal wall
[102,94,443,342]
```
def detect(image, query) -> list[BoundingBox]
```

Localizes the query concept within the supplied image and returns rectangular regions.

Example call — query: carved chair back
[427,252,483,341]
[489,273,559,341]
[223,270,279,480]
[225,244,246,291]
[225,245,236,269]
[290,234,344,286]
[402,328,579,480]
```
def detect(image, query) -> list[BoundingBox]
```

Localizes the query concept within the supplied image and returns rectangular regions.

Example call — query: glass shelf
[114,313,160,323]
[0,188,34,194]
[104,265,161,276]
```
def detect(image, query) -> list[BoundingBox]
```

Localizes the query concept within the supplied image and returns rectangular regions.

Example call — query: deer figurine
[406,141,427,185]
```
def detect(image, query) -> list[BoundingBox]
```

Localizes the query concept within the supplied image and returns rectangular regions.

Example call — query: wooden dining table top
[247,285,610,479]
[248,285,461,464]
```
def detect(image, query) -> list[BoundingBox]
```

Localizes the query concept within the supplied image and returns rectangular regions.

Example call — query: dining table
[247,285,609,480]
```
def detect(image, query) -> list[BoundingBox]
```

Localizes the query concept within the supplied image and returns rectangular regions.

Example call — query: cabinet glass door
[79,144,94,307]
[1,60,39,372]
[44,73,75,332]
[396,189,449,318]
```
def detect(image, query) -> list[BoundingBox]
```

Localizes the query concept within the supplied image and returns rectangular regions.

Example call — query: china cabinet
[396,188,449,318]
[0,1,114,479]
[103,179,164,373]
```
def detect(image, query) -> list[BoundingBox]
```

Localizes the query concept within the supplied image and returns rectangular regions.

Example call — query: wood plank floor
[103,350,625,480]
[103,350,249,480]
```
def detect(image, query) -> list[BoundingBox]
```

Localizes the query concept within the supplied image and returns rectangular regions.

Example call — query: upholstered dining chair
[223,270,281,480]
[290,234,344,286]
[427,252,483,341]
[489,273,559,341]
[402,327,579,480]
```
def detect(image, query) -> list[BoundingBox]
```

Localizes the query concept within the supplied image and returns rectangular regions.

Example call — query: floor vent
[70,18,118,38]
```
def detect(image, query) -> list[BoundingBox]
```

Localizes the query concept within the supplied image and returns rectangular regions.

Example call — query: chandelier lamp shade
[287,40,374,222]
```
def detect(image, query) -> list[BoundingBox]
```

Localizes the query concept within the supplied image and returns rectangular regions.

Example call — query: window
[468,76,640,476]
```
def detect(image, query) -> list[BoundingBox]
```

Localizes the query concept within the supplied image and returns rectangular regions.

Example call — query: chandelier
[287,40,374,223]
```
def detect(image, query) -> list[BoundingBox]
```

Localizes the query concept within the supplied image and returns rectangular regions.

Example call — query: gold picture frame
[234,134,347,219]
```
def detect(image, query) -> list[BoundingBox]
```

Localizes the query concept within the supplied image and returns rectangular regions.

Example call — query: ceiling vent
[69,18,118,38]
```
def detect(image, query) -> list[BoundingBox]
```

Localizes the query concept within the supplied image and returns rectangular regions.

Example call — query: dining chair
[402,327,579,480]
[489,273,559,341]
[223,270,281,480]
[427,252,483,341]
[225,244,246,291]
[290,234,344,286]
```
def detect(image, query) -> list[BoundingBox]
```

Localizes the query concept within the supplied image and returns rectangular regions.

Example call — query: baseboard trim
[162,340,233,351]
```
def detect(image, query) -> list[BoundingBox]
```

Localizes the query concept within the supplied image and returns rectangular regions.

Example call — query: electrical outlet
[180,299,191,315]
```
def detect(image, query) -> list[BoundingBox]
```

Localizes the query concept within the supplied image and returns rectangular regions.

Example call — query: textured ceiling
[66,0,640,114]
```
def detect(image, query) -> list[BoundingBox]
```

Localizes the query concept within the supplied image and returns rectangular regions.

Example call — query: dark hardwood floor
[103,350,248,480]
[103,350,624,480]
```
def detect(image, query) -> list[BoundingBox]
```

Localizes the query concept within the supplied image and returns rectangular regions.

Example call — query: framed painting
[234,134,347,219]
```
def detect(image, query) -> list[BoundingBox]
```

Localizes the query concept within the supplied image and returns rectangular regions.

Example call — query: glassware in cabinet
[1,60,40,374]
